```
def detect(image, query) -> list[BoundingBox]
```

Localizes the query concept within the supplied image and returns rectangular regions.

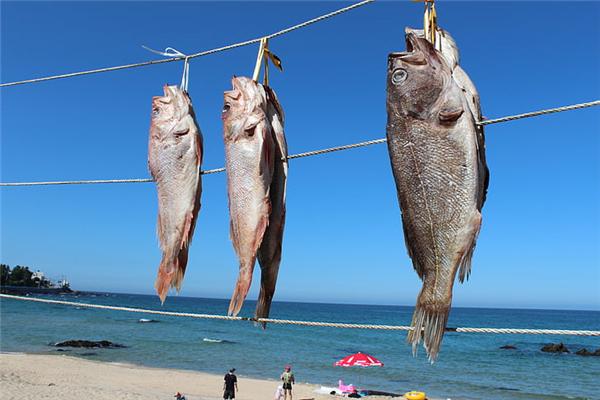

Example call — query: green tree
[9,265,34,286]
[0,264,10,285]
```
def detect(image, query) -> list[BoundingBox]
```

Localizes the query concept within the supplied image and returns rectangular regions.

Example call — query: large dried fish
[386,28,489,361]
[256,86,288,323]
[148,85,203,303]
[223,77,279,317]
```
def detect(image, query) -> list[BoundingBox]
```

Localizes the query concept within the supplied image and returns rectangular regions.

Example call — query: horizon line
[77,289,600,313]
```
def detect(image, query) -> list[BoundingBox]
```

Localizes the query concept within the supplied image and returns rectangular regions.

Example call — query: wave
[202,338,235,344]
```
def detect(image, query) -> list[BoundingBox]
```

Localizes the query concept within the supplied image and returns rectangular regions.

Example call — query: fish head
[387,29,451,118]
[222,76,267,142]
[151,85,193,136]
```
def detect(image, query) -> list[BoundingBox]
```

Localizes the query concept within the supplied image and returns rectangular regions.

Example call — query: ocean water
[1,293,599,400]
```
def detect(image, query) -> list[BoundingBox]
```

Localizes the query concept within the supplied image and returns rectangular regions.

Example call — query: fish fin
[244,114,262,133]
[256,246,282,327]
[438,107,464,123]
[457,211,482,283]
[197,131,204,166]
[155,255,175,304]
[401,213,424,279]
[171,119,191,136]
[156,213,164,249]
[407,294,450,363]
[228,261,255,317]
[180,211,195,248]
[476,127,489,210]
[172,248,188,292]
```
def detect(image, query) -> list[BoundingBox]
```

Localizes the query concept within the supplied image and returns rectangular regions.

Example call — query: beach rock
[500,345,517,350]
[575,348,600,356]
[55,348,71,352]
[54,340,126,349]
[541,342,570,353]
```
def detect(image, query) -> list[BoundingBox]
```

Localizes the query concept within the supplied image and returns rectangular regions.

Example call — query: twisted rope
[1,100,597,187]
[478,100,600,125]
[0,139,384,187]
[2,294,598,336]
[0,0,374,88]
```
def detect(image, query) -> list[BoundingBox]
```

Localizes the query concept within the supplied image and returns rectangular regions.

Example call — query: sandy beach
[0,353,429,400]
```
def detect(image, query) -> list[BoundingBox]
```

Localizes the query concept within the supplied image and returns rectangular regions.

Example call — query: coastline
[0,353,443,400]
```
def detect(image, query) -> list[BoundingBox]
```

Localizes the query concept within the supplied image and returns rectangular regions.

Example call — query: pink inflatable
[338,380,357,394]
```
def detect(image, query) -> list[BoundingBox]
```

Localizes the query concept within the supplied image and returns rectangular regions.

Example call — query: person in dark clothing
[223,368,238,399]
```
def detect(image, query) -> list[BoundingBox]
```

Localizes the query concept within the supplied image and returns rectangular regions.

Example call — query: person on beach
[280,365,295,400]
[223,368,238,399]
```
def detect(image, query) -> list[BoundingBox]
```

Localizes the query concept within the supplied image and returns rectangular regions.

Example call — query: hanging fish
[386,28,489,361]
[222,77,288,319]
[148,85,203,303]
[256,85,288,324]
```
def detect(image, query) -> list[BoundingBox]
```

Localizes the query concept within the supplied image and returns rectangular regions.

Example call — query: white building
[31,270,45,281]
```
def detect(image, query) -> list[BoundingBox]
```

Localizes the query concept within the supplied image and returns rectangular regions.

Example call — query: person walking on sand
[223,368,238,399]
[280,365,295,400]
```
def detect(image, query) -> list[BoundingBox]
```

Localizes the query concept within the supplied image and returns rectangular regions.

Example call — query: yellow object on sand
[404,391,426,400]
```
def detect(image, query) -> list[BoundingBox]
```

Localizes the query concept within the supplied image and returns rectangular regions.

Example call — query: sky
[1,1,599,311]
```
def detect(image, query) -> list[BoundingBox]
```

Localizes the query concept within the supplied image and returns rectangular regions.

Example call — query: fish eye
[392,68,408,84]
[222,103,231,113]
[152,107,160,116]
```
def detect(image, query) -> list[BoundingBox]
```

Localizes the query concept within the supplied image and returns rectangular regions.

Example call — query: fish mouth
[405,30,418,53]
[388,30,418,60]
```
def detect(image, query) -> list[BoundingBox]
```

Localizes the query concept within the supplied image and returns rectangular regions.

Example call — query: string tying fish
[142,46,190,91]
[252,38,283,86]
[413,0,438,47]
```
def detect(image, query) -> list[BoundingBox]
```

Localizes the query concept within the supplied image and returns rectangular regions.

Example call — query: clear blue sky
[1,1,598,310]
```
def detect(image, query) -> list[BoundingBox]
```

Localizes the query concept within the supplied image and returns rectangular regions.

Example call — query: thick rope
[2,294,598,336]
[0,0,374,88]
[2,97,598,187]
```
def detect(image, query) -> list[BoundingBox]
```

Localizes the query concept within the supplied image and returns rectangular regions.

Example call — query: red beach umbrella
[334,352,384,367]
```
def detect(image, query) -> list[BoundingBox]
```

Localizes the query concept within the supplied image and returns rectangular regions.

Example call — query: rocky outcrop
[500,345,517,350]
[575,348,600,356]
[53,340,126,348]
[541,343,570,353]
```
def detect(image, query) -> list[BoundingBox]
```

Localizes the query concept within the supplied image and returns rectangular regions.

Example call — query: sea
[1,292,599,400]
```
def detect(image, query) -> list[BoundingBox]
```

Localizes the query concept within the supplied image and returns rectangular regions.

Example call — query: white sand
[0,353,427,400]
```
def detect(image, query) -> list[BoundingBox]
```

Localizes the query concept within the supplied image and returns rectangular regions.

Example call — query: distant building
[32,270,45,281]
[57,278,70,289]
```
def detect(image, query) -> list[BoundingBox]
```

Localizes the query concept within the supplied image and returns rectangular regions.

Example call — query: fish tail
[155,248,189,304]
[228,262,255,317]
[255,255,281,327]
[172,247,189,291]
[155,255,175,304]
[407,290,451,362]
